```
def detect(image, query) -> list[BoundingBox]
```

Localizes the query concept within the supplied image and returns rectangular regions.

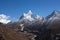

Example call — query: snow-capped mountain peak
[53,10,60,17]
[46,10,60,19]
[23,10,34,21]
[46,10,60,24]
[24,10,32,16]
[36,15,43,20]
[53,10,60,14]
[20,10,43,22]
[27,10,32,15]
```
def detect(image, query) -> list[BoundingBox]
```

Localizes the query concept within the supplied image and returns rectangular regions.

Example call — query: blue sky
[0,0,60,20]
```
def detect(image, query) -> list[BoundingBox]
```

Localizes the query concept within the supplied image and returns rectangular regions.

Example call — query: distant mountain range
[0,10,60,40]
[7,10,44,29]
[9,10,44,24]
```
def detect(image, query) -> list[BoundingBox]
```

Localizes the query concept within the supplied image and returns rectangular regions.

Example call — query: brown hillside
[0,24,34,40]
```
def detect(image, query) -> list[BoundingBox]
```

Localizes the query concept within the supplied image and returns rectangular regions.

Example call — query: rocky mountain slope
[0,23,37,40]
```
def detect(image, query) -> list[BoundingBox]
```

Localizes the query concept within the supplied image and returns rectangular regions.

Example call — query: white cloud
[0,14,11,24]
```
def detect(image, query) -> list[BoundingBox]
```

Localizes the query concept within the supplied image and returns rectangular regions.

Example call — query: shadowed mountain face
[46,11,60,33]
[44,11,60,40]
[0,10,60,40]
